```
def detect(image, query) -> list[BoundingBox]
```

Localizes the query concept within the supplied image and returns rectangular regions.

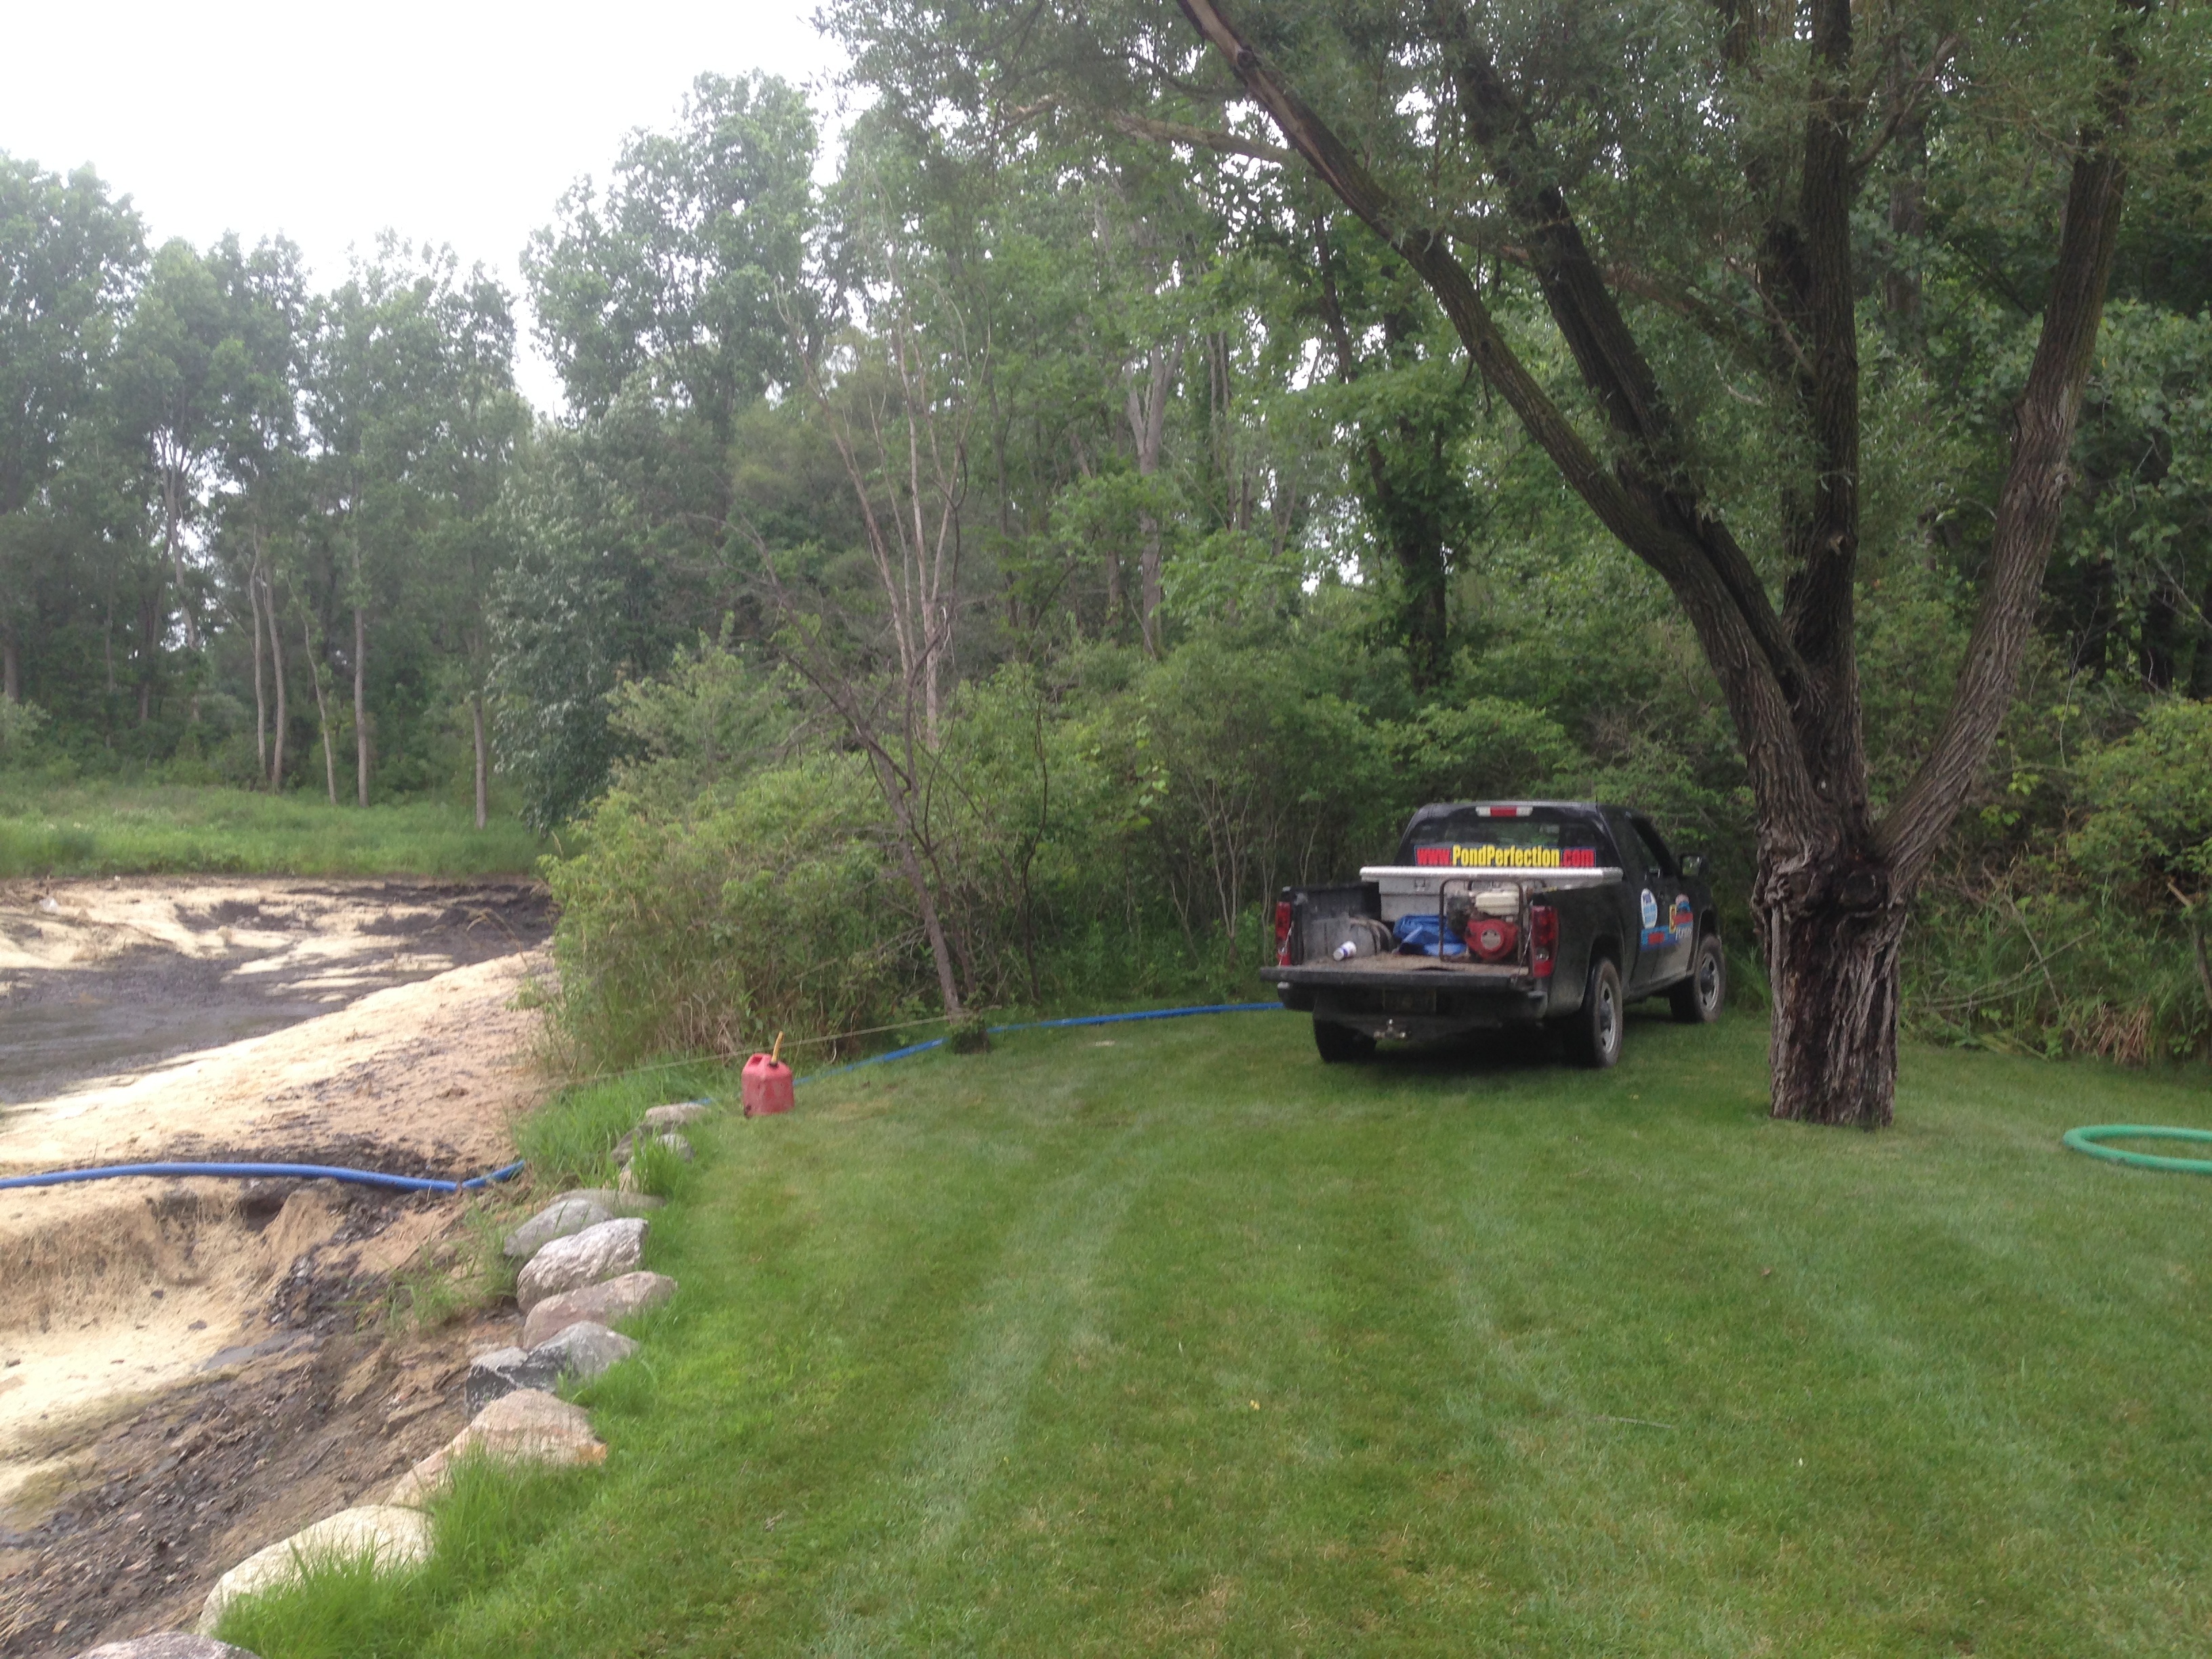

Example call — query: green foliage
[1380,695,1582,805]
[0,697,49,759]
[2073,698,2212,895]
[543,753,905,1068]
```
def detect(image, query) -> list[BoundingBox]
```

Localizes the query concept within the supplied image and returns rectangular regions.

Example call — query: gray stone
[559,1186,664,1214]
[197,1506,431,1634]
[387,1390,605,1508]
[74,1637,259,1659]
[614,1130,693,1166]
[521,1270,677,1349]
[531,1319,640,1387]
[464,1345,537,1414]
[641,1100,714,1130]
[516,1216,648,1312]
[501,1194,612,1262]
[464,1322,638,1412]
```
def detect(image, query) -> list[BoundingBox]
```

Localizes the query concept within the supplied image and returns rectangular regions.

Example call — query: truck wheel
[1570,958,1624,1069]
[1313,1019,1377,1064]
[1669,935,1726,1024]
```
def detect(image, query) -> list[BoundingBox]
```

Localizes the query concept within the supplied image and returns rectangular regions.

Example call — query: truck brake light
[1275,899,1294,966]
[1529,903,1557,978]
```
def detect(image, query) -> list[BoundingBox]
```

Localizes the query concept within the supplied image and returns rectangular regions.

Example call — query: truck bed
[1273,956,1536,990]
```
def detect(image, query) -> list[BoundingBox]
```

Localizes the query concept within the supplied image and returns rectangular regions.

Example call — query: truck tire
[1313,1019,1377,1064]
[1669,935,1725,1024]
[1569,957,1624,1069]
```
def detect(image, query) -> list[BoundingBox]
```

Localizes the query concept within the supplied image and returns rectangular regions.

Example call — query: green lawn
[0,780,545,877]
[229,1010,2212,1657]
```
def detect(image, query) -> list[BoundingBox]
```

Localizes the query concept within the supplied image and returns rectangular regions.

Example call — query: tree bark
[249,567,268,779]
[472,691,489,831]
[353,605,370,808]
[867,745,964,1019]
[264,573,287,791]
[306,609,337,806]
[1126,345,1172,658]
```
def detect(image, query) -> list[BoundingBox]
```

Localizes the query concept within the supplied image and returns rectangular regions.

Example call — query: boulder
[464,1322,638,1412]
[196,1505,431,1635]
[75,1637,258,1659]
[531,1319,639,1387]
[387,1389,606,1508]
[463,1345,533,1414]
[641,1100,714,1130]
[614,1130,693,1166]
[520,1270,676,1349]
[559,1186,664,1214]
[501,1194,612,1262]
[515,1216,648,1313]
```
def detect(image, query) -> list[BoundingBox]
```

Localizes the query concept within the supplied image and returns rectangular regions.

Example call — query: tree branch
[1004,94,1290,165]
[1172,0,1825,834]
[1882,140,2133,880]
[1851,35,1961,179]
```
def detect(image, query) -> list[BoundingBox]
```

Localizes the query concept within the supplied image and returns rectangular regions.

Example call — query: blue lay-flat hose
[0,1158,528,1195]
[794,1001,1285,1084]
[0,1002,1284,1191]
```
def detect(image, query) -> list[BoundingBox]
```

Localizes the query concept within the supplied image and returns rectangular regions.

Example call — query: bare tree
[775,233,982,1019]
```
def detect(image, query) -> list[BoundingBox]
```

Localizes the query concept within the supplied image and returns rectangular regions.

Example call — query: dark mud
[0,1180,525,1656]
[0,881,552,1105]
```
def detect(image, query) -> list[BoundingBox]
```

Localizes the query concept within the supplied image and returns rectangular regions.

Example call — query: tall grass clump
[511,1062,727,1190]
[213,1457,597,1659]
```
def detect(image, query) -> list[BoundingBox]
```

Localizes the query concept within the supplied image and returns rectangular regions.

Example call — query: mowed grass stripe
[808,1111,1168,1656]
[237,1008,2212,1657]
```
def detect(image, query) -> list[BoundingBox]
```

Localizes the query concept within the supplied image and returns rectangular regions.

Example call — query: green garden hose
[2062,1124,2212,1174]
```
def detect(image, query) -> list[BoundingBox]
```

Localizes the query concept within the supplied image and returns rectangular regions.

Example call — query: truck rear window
[1401,811,1605,869]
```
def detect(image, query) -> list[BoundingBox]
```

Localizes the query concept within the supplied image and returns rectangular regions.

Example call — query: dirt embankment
[0,878,559,1655]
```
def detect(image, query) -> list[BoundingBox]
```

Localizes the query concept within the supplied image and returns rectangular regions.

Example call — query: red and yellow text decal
[1414,844,1597,869]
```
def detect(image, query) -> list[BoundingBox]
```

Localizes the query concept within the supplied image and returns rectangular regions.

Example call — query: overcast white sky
[0,0,846,413]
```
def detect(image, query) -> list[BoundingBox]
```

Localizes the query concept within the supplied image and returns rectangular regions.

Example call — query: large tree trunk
[1759,853,1911,1126]
[472,691,489,831]
[353,605,370,808]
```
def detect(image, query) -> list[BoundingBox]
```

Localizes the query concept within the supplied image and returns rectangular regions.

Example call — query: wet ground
[0,880,554,1105]
[0,878,556,1653]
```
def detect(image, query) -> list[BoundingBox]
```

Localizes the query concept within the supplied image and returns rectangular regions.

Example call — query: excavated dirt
[0,877,553,1105]
[0,878,556,1656]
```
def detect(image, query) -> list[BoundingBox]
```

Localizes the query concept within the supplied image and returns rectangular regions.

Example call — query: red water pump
[1465,915,1519,963]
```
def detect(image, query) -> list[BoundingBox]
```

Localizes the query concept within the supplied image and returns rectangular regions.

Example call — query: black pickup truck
[1269,801,1723,1067]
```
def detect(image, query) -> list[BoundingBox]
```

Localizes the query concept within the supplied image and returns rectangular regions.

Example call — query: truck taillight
[1275,899,1294,966]
[1530,903,1557,978]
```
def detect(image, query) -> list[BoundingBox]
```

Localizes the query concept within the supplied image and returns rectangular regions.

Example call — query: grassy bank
[0,780,546,878]
[231,1012,2212,1656]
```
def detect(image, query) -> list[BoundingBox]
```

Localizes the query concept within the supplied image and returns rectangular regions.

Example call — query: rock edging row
[79,1099,720,1659]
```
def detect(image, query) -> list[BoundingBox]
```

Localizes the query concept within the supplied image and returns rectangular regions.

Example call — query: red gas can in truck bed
[742,1052,794,1116]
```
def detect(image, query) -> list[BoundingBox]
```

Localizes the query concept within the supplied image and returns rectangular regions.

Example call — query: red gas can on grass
[743,1050,795,1117]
